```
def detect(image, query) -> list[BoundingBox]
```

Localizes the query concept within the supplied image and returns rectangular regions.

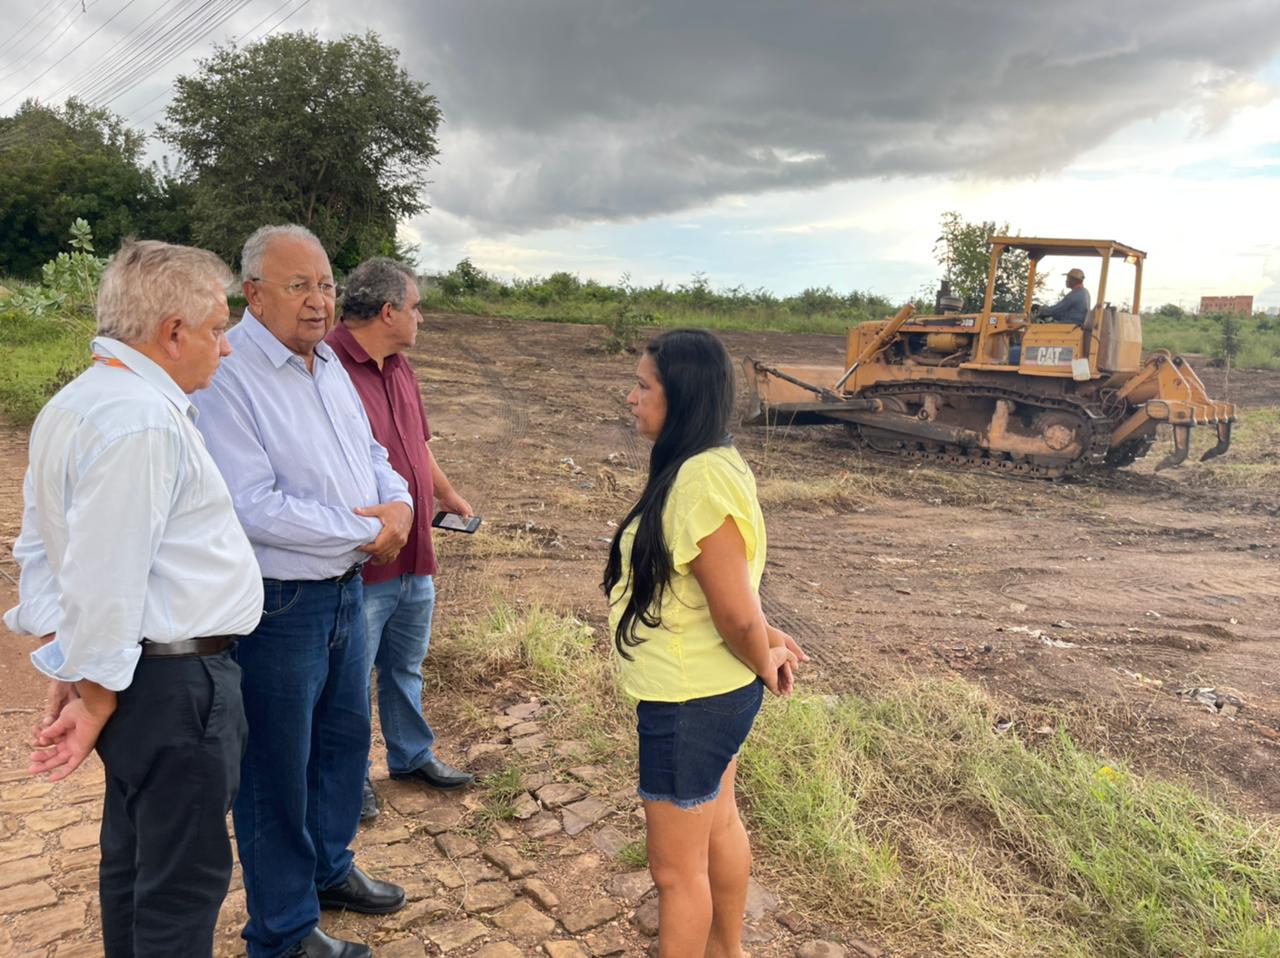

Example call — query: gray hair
[96,239,233,344]
[240,224,324,282]
[341,257,418,323]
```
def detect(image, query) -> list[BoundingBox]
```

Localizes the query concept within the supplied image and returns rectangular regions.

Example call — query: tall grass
[742,683,1280,957]
[0,287,92,424]
[1143,312,1280,369]
[421,263,895,336]
[1186,408,1280,491]
[421,262,1280,368]
[439,601,1280,958]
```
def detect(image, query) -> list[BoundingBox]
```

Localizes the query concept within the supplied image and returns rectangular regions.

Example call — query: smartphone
[432,511,482,534]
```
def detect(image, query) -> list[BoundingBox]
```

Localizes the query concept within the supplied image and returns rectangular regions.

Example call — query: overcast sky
[3,0,1280,307]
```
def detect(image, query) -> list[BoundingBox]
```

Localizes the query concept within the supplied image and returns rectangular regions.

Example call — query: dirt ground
[1,313,1278,956]
[404,313,1280,813]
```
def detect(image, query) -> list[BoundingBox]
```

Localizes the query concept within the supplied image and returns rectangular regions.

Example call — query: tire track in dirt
[1012,566,1280,612]
[615,419,643,472]
[443,333,530,444]
[760,586,834,667]
[411,322,537,623]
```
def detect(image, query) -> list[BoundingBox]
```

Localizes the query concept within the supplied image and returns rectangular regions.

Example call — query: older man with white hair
[194,225,413,958]
[7,239,263,957]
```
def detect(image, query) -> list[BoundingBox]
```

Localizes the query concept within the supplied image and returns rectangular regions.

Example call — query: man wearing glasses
[326,258,475,823]
[194,225,412,958]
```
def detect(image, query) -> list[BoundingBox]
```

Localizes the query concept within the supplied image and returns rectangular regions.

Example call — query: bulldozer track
[848,381,1113,479]
[449,338,530,443]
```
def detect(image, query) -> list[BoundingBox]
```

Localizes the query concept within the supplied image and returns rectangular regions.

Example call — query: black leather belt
[141,636,237,658]
[332,563,362,585]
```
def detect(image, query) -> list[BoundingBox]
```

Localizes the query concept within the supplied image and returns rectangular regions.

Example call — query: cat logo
[1023,346,1073,366]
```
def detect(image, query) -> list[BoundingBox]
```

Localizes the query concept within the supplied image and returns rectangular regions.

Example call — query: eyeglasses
[251,277,343,299]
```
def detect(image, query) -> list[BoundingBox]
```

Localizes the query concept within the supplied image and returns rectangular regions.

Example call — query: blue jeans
[233,576,371,958]
[362,574,437,774]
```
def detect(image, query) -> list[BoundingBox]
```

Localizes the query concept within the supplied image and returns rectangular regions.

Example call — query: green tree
[1156,302,1185,319]
[0,100,160,277]
[1212,311,1243,395]
[134,156,197,246]
[933,211,1041,312]
[160,31,441,271]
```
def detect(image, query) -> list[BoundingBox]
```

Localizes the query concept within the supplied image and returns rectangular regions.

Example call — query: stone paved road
[0,696,860,958]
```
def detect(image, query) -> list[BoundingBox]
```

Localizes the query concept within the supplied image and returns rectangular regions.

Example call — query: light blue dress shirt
[192,310,412,581]
[5,338,264,691]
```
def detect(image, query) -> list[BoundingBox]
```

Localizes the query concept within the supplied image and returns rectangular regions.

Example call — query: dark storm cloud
[393,0,1280,230]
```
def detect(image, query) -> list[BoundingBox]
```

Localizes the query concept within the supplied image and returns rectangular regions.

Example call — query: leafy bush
[436,258,496,298]
[0,220,103,422]
[602,300,656,354]
[4,219,104,327]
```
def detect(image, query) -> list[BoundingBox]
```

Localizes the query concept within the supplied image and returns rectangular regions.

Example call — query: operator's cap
[1065,268,1085,282]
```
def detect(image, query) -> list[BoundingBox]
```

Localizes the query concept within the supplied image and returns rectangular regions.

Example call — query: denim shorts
[635,678,764,809]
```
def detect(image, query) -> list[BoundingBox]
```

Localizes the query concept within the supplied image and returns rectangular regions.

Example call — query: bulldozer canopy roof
[988,237,1146,260]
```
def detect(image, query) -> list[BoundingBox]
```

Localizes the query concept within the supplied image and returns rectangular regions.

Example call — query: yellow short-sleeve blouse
[609,446,766,702]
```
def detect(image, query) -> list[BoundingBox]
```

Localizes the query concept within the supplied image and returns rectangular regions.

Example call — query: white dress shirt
[4,338,264,692]
[192,310,412,580]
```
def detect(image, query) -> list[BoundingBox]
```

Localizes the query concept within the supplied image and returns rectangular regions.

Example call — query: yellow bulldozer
[744,237,1234,477]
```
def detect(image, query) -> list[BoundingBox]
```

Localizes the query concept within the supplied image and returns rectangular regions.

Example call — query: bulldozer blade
[1155,424,1191,471]
[1199,420,1232,462]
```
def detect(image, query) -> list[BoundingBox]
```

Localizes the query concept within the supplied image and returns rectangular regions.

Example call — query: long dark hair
[601,328,736,657]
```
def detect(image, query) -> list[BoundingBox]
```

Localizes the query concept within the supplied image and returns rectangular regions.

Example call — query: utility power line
[0,0,82,61]
[129,0,311,127]
[49,0,203,101]
[0,0,314,151]
[242,0,309,44]
[0,0,92,87]
[0,0,144,109]
[80,0,257,107]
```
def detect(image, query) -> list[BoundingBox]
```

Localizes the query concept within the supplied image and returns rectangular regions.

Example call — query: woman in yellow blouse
[602,328,805,958]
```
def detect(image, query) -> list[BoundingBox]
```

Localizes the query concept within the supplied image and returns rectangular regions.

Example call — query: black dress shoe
[317,865,405,915]
[359,777,379,822]
[390,756,475,790]
[285,927,371,958]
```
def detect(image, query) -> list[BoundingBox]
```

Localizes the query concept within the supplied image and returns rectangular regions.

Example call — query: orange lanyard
[92,354,130,370]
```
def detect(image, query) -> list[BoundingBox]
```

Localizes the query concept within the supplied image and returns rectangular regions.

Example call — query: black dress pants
[94,648,247,958]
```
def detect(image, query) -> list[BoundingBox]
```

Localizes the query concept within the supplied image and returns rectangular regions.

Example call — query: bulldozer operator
[1009,267,1091,365]
[1034,267,1091,325]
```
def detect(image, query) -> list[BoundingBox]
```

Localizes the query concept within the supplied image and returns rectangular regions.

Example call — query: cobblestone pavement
[0,695,863,958]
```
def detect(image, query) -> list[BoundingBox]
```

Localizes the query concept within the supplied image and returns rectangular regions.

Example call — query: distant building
[1199,295,1253,315]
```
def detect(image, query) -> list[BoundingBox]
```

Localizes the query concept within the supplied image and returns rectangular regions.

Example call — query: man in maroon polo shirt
[326,258,475,818]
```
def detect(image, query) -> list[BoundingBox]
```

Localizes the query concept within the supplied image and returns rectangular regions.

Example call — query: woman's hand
[767,625,809,666]
[759,645,799,697]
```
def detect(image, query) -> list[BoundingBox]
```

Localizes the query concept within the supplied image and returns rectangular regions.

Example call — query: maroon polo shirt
[326,322,438,583]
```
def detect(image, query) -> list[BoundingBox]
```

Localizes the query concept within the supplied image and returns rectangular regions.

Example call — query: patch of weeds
[755,472,881,511]
[475,764,525,824]
[430,598,622,713]
[466,817,497,847]
[434,525,544,561]
[740,679,1280,958]
[617,840,648,868]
